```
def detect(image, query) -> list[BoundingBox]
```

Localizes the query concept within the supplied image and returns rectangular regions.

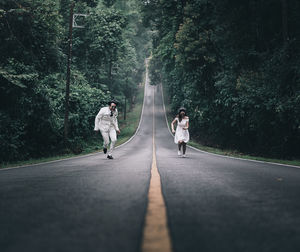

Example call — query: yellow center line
[141,86,172,252]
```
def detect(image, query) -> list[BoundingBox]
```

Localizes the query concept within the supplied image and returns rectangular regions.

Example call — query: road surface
[1,70,300,252]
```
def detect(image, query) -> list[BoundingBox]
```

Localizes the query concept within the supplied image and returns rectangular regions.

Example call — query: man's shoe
[107,155,114,159]
[103,147,107,154]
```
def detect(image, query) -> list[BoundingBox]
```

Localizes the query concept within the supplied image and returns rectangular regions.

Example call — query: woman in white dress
[171,107,190,157]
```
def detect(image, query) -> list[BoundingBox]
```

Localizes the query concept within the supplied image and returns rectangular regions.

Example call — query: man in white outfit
[94,100,120,159]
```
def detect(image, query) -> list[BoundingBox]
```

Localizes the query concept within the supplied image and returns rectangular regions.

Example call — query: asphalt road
[154,85,300,252]
[1,75,300,252]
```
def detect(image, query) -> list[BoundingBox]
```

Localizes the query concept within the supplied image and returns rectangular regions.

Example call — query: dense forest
[142,0,300,158]
[0,0,151,162]
[1,0,299,163]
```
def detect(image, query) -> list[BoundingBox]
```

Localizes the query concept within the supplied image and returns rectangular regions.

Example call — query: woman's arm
[183,117,189,130]
[171,118,177,134]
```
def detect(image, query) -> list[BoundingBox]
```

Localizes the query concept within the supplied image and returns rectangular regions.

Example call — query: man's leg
[108,128,117,157]
[100,130,110,153]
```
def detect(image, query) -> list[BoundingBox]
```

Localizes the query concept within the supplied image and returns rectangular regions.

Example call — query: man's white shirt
[94,107,119,132]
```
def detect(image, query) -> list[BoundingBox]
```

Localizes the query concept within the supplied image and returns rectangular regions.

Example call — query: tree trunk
[108,58,113,90]
[281,0,289,43]
[124,97,126,120]
[63,1,74,145]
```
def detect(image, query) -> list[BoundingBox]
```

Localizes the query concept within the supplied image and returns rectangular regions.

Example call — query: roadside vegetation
[0,80,144,169]
[162,83,300,167]
[142,0,300,161]
[0,0,151,166]
[2,0,299,168]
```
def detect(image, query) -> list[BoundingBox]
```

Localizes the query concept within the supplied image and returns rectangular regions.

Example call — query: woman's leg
[182,142,187,155]
[178,143,181,151]
[178,141,182,151]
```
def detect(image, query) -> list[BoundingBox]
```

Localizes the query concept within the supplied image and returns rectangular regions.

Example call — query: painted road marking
[141,84,172,252]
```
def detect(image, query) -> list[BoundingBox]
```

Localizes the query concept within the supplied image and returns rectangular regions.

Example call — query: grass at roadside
[188,141,300,167]
[117,84,144,145]
[161,83,300,167]
[1,83,145,169]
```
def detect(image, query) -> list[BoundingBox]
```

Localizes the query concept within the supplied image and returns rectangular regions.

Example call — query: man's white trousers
[100,128,117,156]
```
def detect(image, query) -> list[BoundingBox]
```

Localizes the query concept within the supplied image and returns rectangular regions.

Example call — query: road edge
[0,65,147,172]
[159,84,300,169]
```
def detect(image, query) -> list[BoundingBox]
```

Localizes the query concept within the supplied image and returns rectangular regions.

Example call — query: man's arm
[94,108,104,131]
[113,109,120,134]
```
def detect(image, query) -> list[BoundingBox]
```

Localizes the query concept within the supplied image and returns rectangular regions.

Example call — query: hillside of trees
[141,0,300,158]
[1,0,299,163]
[0,0,151,162]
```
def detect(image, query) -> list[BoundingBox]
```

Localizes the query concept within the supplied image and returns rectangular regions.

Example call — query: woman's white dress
[174,117,190,144]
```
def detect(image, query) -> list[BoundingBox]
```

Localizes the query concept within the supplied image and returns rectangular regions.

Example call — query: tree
[141,0,300,158]
[0,0,151,163]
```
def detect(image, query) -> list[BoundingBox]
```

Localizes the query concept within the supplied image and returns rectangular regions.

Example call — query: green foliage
[142,0,300,158]
[0,0,150,163]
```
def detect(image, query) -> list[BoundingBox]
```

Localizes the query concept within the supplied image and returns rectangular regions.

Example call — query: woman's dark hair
[177,107,186,122]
